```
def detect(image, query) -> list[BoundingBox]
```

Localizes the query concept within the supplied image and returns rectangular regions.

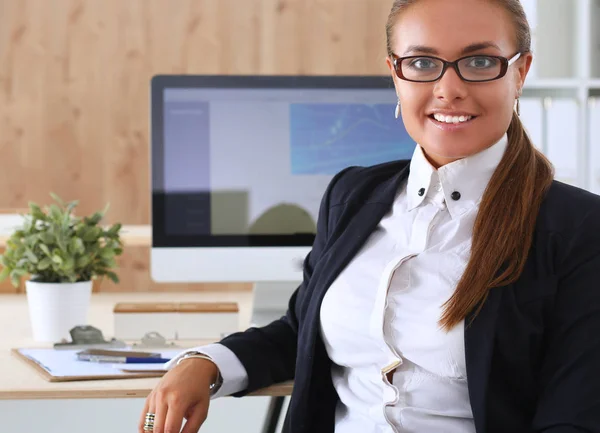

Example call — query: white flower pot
[25,280,93,342]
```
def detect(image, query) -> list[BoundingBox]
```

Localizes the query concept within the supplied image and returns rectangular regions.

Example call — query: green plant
[0,193,124,287]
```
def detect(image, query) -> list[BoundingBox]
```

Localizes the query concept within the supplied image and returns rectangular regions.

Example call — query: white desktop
[149,75,416,326]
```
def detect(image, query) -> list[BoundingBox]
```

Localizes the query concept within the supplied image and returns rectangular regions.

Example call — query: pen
[121,357,172,364]
[81,356,171,364]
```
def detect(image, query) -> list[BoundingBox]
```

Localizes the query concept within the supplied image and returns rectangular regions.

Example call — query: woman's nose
[433,66,468,102]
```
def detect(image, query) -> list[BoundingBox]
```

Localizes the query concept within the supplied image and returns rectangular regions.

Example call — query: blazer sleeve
[532,249,600,432]
[217,167,352,397]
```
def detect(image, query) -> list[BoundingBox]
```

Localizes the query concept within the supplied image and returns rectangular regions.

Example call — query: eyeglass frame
[390,51,522,83]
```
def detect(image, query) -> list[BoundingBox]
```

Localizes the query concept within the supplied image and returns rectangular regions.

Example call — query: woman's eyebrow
[460,41,502,55]
[402,41,502,56]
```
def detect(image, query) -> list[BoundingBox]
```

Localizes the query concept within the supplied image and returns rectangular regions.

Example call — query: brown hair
[386,0,555,331]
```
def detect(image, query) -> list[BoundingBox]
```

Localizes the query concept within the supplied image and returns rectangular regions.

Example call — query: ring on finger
[144,412,156,431]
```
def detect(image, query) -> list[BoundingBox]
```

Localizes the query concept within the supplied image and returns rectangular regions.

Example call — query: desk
[0,292,293,432]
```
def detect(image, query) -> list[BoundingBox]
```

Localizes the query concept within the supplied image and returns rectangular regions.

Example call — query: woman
[140,0,600,432]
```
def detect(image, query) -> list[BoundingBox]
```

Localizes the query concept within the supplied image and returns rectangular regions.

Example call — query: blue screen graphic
[290,103,415,174]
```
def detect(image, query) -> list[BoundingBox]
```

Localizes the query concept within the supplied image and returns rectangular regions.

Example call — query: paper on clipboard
[12,347,181,382]
[117,363,169,373]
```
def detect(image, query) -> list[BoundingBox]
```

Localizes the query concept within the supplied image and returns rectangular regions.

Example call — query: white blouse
[319,134,507,432]
[166,134,508,433]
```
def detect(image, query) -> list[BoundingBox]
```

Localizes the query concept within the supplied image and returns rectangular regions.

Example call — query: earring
[395,100,401,119]
[514,88,522,116]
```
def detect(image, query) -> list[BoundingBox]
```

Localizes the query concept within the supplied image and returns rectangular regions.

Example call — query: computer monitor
[150,75,416,285]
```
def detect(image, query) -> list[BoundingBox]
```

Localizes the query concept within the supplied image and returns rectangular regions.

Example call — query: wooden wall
[0,0,392,293]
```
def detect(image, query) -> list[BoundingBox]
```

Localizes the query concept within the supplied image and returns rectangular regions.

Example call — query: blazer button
[418,188,425,196]
[451,191,461,201]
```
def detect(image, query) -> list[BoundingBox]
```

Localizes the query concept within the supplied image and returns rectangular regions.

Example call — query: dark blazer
[220,160,600,433]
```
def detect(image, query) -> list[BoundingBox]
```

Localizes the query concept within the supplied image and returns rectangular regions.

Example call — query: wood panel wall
[0,0,393,293]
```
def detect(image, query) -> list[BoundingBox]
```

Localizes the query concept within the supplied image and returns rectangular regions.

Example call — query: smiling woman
[385,0,557,338]
[139,1,600,433]
[386,0,535,165]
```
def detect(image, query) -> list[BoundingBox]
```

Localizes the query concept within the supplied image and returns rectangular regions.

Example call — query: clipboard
[11,347,177,383]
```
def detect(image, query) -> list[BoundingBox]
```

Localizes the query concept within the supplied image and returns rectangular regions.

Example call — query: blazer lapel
[313,164,411,309]
[290,164,411,432]
[465,284,504,433]
[301,164,411,340]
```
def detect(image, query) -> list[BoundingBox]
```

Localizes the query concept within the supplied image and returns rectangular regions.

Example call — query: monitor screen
[151,75,416,250]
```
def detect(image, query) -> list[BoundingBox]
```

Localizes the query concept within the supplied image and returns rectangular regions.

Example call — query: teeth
[433,113,473,124]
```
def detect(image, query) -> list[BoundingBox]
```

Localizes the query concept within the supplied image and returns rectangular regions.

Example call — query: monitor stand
[250,281,300,328]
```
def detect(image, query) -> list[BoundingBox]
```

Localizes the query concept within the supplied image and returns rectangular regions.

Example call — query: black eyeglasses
[391,52,522,83]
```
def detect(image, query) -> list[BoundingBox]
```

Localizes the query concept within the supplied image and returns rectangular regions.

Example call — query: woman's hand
[139,358,219,433]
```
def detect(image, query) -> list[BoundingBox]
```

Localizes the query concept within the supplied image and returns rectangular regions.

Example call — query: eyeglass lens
[400,56,503,81]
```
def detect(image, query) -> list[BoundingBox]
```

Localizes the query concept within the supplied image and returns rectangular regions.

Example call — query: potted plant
[0,193,123,342]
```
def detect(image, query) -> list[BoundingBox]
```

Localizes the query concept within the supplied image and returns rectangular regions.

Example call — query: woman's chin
[420,143,475,167]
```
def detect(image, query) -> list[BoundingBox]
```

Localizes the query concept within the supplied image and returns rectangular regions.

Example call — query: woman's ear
[386,56,403,118]
[515,51,533,90]
[386,56,395,75]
